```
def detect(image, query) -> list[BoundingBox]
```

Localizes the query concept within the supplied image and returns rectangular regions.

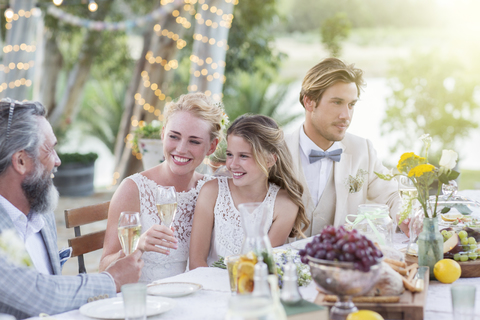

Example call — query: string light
[0,79,33,93]
[4,8,14,20]
[0,60,35,73]
[153,24,187,49]
[53,0,63,6]
[88,0,98,12]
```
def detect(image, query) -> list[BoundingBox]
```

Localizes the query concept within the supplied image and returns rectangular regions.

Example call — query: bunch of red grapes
[299,226,383,272]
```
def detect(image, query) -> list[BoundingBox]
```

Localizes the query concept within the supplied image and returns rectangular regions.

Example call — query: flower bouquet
[274,249,311,289]
[0,229,32,267]
[375,134,460,277]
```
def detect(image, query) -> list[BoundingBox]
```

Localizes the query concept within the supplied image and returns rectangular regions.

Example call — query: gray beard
[21,163,59,214]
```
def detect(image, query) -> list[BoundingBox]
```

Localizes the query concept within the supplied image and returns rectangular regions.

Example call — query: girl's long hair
[227,114,310,238]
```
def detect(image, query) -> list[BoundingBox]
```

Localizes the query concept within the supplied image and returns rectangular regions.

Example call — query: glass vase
[417,216,443,279]
[236,202,276,294]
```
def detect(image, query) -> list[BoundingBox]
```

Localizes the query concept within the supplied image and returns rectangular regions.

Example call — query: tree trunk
[0,0,39,100]
[47,0,114,131]
[114,1,188,182]
[39,31,63,114]
[188,0,235,101]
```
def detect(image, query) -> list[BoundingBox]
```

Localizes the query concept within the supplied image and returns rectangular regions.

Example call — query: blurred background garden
[1,0,479,191]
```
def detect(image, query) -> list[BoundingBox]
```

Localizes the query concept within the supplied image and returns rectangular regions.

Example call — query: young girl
[100,93,225,283]
[189,114,310,268]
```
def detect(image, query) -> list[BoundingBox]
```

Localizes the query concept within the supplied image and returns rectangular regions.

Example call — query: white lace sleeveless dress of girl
[128,173,213,283]
[207,176,280,266]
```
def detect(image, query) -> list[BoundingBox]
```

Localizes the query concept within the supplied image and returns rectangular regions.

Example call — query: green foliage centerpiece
[375,134,460,278]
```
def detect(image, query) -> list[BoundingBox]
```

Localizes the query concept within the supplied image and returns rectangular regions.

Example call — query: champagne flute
[156,186,178,228]
[118,211,141,255]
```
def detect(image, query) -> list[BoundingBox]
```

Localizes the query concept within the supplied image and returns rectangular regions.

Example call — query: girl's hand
[137,225,178,255]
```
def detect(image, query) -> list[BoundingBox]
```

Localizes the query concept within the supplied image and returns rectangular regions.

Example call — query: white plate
[290,238,313,250]
[79,296,175,319]
[147,282,203,297]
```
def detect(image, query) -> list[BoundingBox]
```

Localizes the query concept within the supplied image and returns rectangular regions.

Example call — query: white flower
[0,229,32,267]
[150,120,162,128]
[345,169,368,193]
[439,149,458,170]
[419,134,432,149]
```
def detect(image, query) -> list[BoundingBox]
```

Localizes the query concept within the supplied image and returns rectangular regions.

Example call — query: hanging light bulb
[88,0,98,12]
[52,0,63,5]
[4,8,14,19]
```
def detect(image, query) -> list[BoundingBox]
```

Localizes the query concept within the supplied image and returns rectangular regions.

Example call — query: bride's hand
[137,225,178,255]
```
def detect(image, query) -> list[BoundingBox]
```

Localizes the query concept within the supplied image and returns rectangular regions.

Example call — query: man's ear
[303,96,317,112]
[206,138,219,156]
[11,150,30,175]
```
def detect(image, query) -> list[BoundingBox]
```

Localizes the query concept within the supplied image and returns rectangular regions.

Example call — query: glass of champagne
[398,176,420,244]
[156,186,178,228]
[118,211,141,255]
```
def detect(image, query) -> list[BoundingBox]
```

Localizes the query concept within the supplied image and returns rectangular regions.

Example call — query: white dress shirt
[299,128,342,207]
[0,195,53,275]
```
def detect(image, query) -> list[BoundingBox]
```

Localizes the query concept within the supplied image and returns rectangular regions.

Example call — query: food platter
[314,267,429,320]
[405,253,480,278]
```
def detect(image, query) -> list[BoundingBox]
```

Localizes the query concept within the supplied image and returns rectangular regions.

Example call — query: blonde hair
[164,92,225,142]
[299,57,365,108]
[227,114,310,238]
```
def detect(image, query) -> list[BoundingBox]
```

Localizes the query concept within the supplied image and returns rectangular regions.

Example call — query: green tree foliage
[320,13,351,57]
[281,0,439,33]
[225,0,284,79]
[223,71,302,127]
[40,0,137,81]
[381,51,480,162]
[75,79,126,154]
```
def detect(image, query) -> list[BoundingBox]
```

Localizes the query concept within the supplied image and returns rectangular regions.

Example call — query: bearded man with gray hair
[0,99,144,319]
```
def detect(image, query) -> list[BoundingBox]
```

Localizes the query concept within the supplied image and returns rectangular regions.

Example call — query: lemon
[346,310,384,320]
[441,214,463,222]
[240,251,258,264]
[237,274,254,293]
[237,261,255,278]
[434,259,462,283]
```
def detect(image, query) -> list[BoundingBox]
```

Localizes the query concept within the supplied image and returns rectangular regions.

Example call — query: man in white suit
[285,58,405,237]
[0,99,143,319]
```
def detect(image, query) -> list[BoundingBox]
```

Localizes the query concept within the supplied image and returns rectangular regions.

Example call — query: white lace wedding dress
[207,176,280,266]
[128,173,212,283]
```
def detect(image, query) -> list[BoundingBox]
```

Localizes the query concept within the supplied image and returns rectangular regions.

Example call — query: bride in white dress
[100,93,225,283]
[189,115,310,269]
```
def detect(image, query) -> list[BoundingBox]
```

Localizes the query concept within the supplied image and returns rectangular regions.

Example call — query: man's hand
[399,218,410,237]
[105,249,144,292]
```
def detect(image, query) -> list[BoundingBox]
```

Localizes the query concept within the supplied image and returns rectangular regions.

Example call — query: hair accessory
[220,112,229,131]
[6,101,15,142]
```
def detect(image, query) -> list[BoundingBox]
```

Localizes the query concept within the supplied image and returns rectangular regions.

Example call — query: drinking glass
[122,283,147,320]
[226,254,240,294]
[451,284,476,320]
[156,186,178,228]
[118,211,141,255]
[397,176,420,242]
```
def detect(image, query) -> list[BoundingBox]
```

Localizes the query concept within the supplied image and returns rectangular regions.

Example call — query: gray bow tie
[309,149,343,163]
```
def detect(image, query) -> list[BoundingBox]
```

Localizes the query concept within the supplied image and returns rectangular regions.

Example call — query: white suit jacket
[0,203,116,319]
[285,126,401,237]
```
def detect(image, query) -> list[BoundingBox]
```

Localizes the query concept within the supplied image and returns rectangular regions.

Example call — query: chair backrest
[64,201,110,274]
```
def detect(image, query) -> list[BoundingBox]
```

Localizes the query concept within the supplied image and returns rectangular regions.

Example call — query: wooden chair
[64,201,110,274]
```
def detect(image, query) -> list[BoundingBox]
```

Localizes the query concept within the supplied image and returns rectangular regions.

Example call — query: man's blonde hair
[299,58,365,108]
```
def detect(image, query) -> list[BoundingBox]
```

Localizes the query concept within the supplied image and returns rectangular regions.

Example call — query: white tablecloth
[28,190,480,320]
[29,256,480,320]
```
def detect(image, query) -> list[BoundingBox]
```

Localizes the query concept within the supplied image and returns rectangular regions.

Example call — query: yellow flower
[408,164,435,177]
[397,152,426,174]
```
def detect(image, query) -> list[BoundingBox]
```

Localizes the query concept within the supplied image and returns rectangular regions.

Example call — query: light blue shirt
[0,195,53,275]
[299,127,341,207]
